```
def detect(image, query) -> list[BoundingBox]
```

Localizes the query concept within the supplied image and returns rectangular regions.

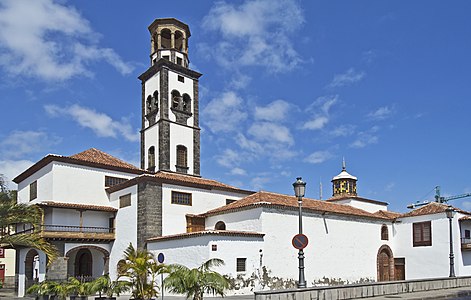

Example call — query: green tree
[119,243,166,300]
[164,258,230,300]
[0,175,58,261]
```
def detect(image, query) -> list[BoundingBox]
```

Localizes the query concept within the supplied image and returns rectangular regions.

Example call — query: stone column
[171,32,175,49]
[103,256,110,274]
[157,33,161,50]
[47,257,69,281]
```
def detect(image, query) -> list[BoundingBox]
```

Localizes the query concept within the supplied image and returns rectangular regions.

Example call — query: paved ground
[2,287,471,299]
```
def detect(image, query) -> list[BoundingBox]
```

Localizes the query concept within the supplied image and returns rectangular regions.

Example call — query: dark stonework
[176,165,189,174]
[193,79,200,175]
[158,121,170,171]
[170,108,192,125]
[140,82,146,169]
[170,51,176,65]
[137,180,162,248]
[47,257,68,280]
[193,129,200,175]
[145,110,158,126]
[159,68,170,171]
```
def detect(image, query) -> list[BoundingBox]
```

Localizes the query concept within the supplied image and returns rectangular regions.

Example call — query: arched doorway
[74,249,92,278]
[377,245,394,281]
[24,249,39,289]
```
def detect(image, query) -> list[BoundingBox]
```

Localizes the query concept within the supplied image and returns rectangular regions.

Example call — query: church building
[12,18,471,296]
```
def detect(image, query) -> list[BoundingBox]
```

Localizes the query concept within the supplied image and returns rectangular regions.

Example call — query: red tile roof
[147,230,265,242]
[106,171,254,195]
[38,201,117,212]
[400,202,470,218]
[202,191,392,220]
[373,210,402,219]
[70,148,141,171]
[14,148,144,183]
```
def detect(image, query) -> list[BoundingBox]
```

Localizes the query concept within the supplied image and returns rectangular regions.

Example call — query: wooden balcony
[14,225,115,242]
[461,238,471,251]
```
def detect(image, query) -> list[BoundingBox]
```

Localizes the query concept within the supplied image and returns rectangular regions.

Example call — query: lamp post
[445,206,455,277]
[293,177,307,288]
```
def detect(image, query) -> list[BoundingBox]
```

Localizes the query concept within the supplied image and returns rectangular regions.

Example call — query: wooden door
[378,251,390,281]
[394,258,405,280]
[0,264,5,285]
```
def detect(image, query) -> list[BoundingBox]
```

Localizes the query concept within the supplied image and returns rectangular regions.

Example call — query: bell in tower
[139,18,202,176]
[331,158,358,198]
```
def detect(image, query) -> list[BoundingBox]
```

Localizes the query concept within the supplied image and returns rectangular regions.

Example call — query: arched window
[146,95,152,114]
[153,91,159,111]
[182,94,191,112]
[148,146,155,169]
[215,221,226,230]
[175,30,183,51]
[176,145,187,168]
[381,224,389,240]
[171,90,181,109]
[160,29,171,49]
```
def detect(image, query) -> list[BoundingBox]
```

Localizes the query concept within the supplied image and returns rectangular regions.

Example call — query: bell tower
[331,158,358,197]
[139,18,202,175]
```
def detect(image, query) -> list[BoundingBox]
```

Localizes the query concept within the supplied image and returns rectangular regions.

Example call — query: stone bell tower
[138,18,202,175]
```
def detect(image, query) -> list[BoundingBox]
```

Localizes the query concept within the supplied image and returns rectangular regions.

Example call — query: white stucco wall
[0,249,16,277]
[205,208,263,232]
[144,72,160,124]
[330,198,387,213]
[17,162,53,204]
[260,208,392,284]
[108,185,138,279]
[392,213,461,279]
[144,125,159,170]
[43,208,113,229]
[167,69,194,125]
[161,184,248,235]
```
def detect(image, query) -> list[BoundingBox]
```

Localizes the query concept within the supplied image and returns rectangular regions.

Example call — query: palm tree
[0,176,58,261]
[164,258,230,300]
[119,243,165,300]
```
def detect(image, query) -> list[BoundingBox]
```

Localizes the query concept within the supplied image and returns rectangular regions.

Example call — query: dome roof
[332,170,357,181]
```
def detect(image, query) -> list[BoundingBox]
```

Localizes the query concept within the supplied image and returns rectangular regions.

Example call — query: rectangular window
[163,55,170,60]
[0,248,4,258]
[30,181,37,201]
[466,230,471,239]
[119,194,131,208]
[105,176,128,187]
[178,75,184,82]
[413,221,432,247]
[172,191,192,206]
[236,258,246,272]
[177,57,183,66]
[211,245,217,251]
[226,199,237,205]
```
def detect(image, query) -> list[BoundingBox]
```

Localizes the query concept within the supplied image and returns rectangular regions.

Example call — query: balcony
[14,225,115,242]
[461,238,471,250]
[40,225,115,241]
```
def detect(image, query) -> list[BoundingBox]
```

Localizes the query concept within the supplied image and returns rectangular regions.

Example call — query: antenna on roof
[319,178,323,200]
[342,157,346,171]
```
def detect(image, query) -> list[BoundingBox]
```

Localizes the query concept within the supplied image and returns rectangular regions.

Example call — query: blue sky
[1,0,470,212]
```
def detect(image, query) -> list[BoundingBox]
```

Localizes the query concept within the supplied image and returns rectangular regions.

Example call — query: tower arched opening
[160,29,171,49]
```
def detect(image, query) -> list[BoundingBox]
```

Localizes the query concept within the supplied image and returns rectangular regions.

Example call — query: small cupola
[148,18,191,68]
[331,158,358,197]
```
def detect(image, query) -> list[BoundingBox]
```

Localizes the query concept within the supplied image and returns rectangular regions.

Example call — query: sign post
[292,234,309,250]
[158,253,165,300]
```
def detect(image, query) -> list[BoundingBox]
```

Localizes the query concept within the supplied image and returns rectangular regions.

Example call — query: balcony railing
[461,237,471,250]
[12,224,115,241]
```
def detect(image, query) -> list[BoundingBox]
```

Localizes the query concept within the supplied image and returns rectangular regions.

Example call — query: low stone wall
[254,276,471,300]
[1,275,16,288]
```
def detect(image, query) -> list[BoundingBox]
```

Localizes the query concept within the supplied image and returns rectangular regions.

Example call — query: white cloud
[303,95,338,130]
[350,132,379,148]
[248,122,294,146]
[202,0,304,73]
[254,100,291,122]
[230,167,247,176]
[368,106,395,120]
[304,151,333,164]
[330,125,356,137]
[385,182,395,192]
[0,130,61,159]
[251,176,271,190]
[44,104,139,142]
[202,91,247,133]
[0,159,35,187]
[0,0,133,81]
[216,149,245,168]
[328,68,365,88]
[302,116,329,130]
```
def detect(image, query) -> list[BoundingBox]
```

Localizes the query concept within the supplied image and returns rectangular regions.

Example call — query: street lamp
[293,177,307,288]
[445,206,455,277]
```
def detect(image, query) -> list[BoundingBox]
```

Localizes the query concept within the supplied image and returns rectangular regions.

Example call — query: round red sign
[292,233,309,250]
